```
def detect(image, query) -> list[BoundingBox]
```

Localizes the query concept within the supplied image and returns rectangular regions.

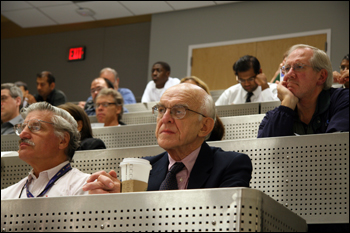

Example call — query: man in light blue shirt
[79,67,136,114]
[99,67,136,105]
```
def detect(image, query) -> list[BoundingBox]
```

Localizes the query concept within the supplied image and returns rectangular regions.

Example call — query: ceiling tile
[166,1,215,10]
[27,1,74,8]
[1,1,33,12]
[76,1,133,20]
[1,8,57,28]
[120,1,174,15]
[39,4,95,24]
[214,1,239,4]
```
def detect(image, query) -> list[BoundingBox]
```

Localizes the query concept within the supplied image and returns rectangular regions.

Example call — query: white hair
[287,44,333,90]
[20,102,80,161]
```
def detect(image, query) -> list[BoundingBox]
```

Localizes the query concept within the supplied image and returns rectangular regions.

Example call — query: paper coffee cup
[119,158,152,193]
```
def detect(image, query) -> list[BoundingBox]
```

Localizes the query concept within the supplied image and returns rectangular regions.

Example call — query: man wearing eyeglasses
[95,88,125,127]
[1,83,23,135]
[83,83,252,193]
[1,83,24,135]
[215,55,279,105]
[83,77,114,116]
[1,102,90,199]
[258,44,349,138]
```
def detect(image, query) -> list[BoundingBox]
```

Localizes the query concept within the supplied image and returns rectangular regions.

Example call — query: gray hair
[100,67,119,79]
[20,102,80,161]
[199,91,216,140]
[287,44,333,90]
[1,83,23,102]
[96,88,124,121]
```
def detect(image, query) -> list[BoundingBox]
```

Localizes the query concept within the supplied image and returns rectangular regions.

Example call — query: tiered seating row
[89,101,281,124]
[1,188,307,232]
[2,132,348,225]
[1,114,266,151]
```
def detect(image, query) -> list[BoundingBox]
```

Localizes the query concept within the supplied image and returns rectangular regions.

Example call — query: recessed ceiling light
[76,8,95,17]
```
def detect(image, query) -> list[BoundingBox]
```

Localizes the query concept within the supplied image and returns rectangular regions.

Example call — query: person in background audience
[58,102,106,150]
[270,50,289,83]
[79,67,136,109]
[180,76,225,141]
[25,71,66,106]
[258,44,349,138]
[1,102,89,199]
[100,67,136,104]
[95,88,125,127]
[216,55,279,105]
[14,81,30,108]
[332,54,349,88]
[141,61,180,102]
[84,77,114,116]
[83,83,252,194]
[1,83,24,135]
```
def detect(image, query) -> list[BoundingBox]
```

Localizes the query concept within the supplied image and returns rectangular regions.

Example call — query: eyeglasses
[1,95,10,102]
[95,102,117,108]
[237,77,255,84]
[340,65,349,71]
[281,63,313,75]
[14,119,55,136]
[91,86,104,94]
[152,105,207,120]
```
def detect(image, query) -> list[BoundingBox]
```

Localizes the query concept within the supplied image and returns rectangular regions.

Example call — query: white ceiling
[1,1,237,28]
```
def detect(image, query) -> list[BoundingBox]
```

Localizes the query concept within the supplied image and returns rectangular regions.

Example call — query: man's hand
[276,81,299,110]
[78,101,86,109]
[333,71,341,83]
[25,93,37,105]
[255,73,269,90]
[338,70,349,85]
[82,170,121,194]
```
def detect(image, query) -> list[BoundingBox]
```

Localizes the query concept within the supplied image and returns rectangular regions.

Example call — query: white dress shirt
[141,77,180,102]
[215,83,279,105]
[1,161,90,199]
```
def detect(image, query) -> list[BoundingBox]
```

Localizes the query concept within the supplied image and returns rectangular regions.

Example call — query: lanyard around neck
[19,163,72,198]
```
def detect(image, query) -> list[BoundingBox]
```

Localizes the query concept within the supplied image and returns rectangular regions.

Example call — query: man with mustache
[141,61,180,103]
[258,44,349,137]
[1,102,90,199]
[83,83,252,193]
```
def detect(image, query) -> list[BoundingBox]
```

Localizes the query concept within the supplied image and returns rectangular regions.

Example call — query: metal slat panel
[1,133,348,224]
[1,188,307,232]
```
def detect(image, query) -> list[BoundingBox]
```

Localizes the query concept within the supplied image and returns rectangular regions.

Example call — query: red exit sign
[68,46,85,61]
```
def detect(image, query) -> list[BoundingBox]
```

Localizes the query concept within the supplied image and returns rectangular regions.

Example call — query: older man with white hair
[1,102,90,199]
[83,83,252,193]
[258,44,349,137]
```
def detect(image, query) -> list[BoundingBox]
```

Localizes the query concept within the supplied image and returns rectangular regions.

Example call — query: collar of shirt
[27,160,70,183]
[8,114,24,126]
[238,85,263,102]
[293,89,331,135]
[167,146,201,189]
[36,89,55,102]
[252,86,261,98]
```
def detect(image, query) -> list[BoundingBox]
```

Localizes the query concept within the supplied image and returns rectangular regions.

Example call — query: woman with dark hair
[58,102,106,150]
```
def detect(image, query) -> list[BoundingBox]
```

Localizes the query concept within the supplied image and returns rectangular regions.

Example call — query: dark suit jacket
[144,142,252,191]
